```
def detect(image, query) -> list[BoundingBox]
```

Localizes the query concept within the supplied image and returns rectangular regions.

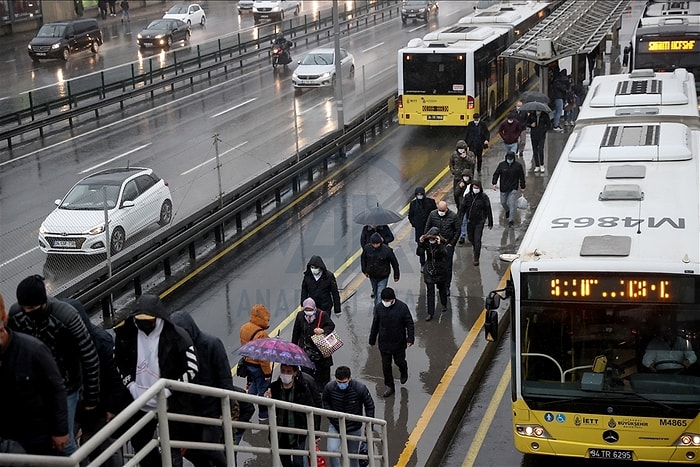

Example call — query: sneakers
[458,237,465,245]
[473,259,480,266]
[533,166,540,173]
[539,165,545,172]
[259,415,269,422]
[370,292,375,299]
[425,315,433,322]
[441,307,447,314]
[400,373,408,384]
[518,152,524,158]
[383,387,395,397]
[508,220,514,227]
[553,126,564,132]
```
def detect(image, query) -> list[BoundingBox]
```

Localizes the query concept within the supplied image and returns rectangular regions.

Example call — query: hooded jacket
[416,232,448,284]
[492,153,526,193]
[300,256,341,315]
[239,304,272,376]
[464,118,490,152]
[369,298,414,354]
[449,148,476,177]
[458,182,494,228]
[360,242,400,280]
[408,187,438,243]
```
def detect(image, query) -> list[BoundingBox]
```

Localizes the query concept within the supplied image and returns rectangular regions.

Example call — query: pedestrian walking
[623,41,632,67]
[456,169,473,244]
[322,366,375,467]
[119,0,129,22]
[113,294,199,467]
[417,227,448,320]
[449,139,475,206]
[301,255,342,316]
[492,151,526,227]
[239,304,273,421]
[408,186,437,272]
[360,232,400,305]
[108,0,117,16]
[464,112,490,174]
[98,0,107,19]
[0,293,69,456]
[550,69,569,131]
[369,288,414,397]
[292,297,336,392]
[498,111,525,154]
[513,101,528,157]
[424,201,460,296]
[458,180,493,266]
[8,275,100,457]
[359,224,394,247]
[527,110,551,172]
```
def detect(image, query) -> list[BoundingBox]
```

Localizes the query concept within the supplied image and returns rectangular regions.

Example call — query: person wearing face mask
[113,294,198,467]
[408,186,438,272]
[292,297,336,393]
[322,366,375,467]
[369,288,414,397]
[527,109,551,173]
[465,112,490,174]
[456,169,473,244]
[449,140,476,206]
[417,227,448,321]
[361,232,401,305]
[498,111,526,155]
[240,304,273,422]
[301,255,342,316]
[492,151,526,227]
[424,201,461,296]
[458,180,493,266]
[8,275,100,457]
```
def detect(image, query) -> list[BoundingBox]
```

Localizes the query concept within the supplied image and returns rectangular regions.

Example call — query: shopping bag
[516,194,529,210]
[309,441,327,467]
[310,331,344,358]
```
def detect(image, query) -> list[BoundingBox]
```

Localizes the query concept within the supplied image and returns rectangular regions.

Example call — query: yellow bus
[396,1,557,127]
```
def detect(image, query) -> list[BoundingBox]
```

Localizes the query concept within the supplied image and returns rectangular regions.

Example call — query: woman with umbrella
[292,298,336,395]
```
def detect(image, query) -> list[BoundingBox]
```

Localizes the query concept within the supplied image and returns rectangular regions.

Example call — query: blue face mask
[337,382,349,390]
[506,158,514,165]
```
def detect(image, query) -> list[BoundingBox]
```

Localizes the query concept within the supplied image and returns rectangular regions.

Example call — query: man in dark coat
[527,110,551,172]
[458,180,493,266]
[0,293,69,455]
[408,186,437,271]
[464,112,490,174]
[417,227,448,321]
[449,139,475,206]
[301,255,342,315]
[424,201,460,296]
[369,288,414,397]
[492,151,526,227]
[113,294,198,467]
[513,101,528,157]
[292,298,336,392]
[361,232,400,305]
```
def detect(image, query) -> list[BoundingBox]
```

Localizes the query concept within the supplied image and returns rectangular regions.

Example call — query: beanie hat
[471,179,483,189]
[370,232,383,244]
[16,275,47,307]
[456,139,468,149]
[381,288,396,300]
[414,186,425,195]
[302,297,317,311]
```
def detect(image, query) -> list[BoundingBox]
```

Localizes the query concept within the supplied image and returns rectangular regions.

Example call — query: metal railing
[0,378,389,467]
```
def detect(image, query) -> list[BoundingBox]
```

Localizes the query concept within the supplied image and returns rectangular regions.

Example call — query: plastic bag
[516,194,529,210]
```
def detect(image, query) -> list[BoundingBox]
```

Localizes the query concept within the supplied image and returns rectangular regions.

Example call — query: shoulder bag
[310,311,344,358]
[236,328,262,378]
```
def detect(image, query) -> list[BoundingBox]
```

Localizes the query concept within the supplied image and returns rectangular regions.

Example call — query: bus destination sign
[646,40,698,52]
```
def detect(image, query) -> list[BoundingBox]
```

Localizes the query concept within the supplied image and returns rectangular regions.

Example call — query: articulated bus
[397,1,557,127]
[632,1,700,91]
[485,69,700,463]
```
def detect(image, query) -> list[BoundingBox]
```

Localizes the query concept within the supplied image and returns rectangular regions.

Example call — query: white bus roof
[642,0,700,18]
[513,121,700,275]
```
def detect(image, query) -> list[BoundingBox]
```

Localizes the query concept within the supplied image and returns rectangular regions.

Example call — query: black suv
[28,19,103,61]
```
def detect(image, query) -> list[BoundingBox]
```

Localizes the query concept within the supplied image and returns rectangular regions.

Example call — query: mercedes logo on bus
[603,430,620,444]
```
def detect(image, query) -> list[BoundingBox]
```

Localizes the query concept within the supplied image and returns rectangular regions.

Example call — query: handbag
[309,440,327,467]
[236,328,263,378]
[310,311,344,358]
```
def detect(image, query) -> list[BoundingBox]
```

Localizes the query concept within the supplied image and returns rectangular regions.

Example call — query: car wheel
[402,16,407,24]
[294,5,300,15]
[349,64,355,77]
[200,15,206,26]
[110,227,126,254]
[62,48,70,61]
[187,19,192,26]
[279,10,284,21]
[158,200,173,226]
[91,41,99,53]
[185,30,191,42]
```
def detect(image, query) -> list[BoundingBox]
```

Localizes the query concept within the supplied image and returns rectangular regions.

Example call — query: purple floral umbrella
[236,337,315,369]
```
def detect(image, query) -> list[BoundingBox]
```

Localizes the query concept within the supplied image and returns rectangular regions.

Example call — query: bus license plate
[589,448,633,460]
[426,115,443,120]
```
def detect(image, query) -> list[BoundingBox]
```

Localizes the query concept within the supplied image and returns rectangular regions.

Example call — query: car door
[340,49,351,76]
[134,174,162,227]
[117,179,143,236]
[191,4,203,23]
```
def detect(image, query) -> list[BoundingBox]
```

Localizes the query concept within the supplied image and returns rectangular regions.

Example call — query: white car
[38,167,173,255]
[292,48,355,89]
[238,0,254,14]
[163,3,206,26]
[253,0,300,23]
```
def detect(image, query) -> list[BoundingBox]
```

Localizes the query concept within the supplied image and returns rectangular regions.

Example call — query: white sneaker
[539,165,545,172]
[533,166,540,173]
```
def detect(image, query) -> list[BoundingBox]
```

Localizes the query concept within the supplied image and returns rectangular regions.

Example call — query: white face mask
[473,188,481,194]
[437,210,446,217]
[416,194,424,200]
[474,119,480,124]
[458,148,466,154]
[304,311,315,322]
[507,119,514,124]
[280,374,294,385]
[463,176,470,182]
[381,300,394,307]
[428,239,437,244]
[310,267,321,275]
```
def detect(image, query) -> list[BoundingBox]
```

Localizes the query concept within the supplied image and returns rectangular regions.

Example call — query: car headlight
[292,72,299,79]
[88,225,105,235]
[320,72,332,79]
[137,33,143,39]
[51,43,60,50]
[27,44,33,51]
[271,6,281,11]
[401,8,407,13]
[39,224,47,234]
[419,8,426,12]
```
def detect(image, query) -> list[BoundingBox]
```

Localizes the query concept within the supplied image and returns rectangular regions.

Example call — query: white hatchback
[38,167,173,255]
[163,3,206,26]
[292,48,355,89]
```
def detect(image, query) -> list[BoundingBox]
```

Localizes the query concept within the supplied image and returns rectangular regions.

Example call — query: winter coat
[416,239,448,284]
[492,157,526,193]
[465,120,490,152]
[551,72,569,100]
[408,192,437,243]
[268,375,318,441]
[360,225,394,247]
[360,243,400,280]
[424,208,461,245]
[170,311,235,418]
[292,309,335,368]
[9,297,100,406]
[0,330,68,443]
[513,107,528,126]
[498,119,525,144]
[300,255,341,314]
[527,111,551,139]
[239,304,273,376]
[369,299,414,354]
[322,379,375,433]
[449,151,475,177]
[459,190,494,228]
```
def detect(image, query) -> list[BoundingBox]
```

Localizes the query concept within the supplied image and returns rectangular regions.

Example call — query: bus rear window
[402,53,466,95]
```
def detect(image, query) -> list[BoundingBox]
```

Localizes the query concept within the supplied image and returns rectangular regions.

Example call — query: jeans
[380,350,407,389]
[517,130,527,155]
[327,425,362,467]
[369,276,388,305]
[425,282,447,317]
[553,98,564,128]
[247,364,270,419]
[503,142,518,154]
[61,390,80,456]
[467,221,485,260]
[460,213,468,240]
[500,190,518,223]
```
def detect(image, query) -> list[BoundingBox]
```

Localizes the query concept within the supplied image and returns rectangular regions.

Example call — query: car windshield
[59,183,121,210]
[36,24,66,38]
[167,5,188,14]
[147,19,170,29]
[301,53,333,66]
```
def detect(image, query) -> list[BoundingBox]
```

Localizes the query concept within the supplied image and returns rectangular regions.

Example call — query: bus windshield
[401,53,466,95]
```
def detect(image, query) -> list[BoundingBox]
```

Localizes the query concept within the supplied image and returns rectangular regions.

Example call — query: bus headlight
[676,433,700,446]
[516,424,551,438]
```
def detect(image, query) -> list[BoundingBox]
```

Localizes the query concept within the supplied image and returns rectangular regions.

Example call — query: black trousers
[129,413,187,467]
[467,221,485,260]
[381,349,407,389]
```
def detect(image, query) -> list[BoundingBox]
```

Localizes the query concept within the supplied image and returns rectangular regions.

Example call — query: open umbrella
[237,337,314,369]
[520,91,550,104]
[353,205,403,225]
[520,101,552,113]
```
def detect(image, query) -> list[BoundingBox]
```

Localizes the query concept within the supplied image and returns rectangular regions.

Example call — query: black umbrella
[353,205,403,225]
[520,91,550,104]
[520,101,552,113]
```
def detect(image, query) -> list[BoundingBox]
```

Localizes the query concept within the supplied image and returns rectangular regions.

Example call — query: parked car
[253,0,300,24]
[292,48,355,89]
[137,19,191,48]
[401,0,438,23]
[163,3,206,26]
[238,0,254,14]
[27,18,102,61]
[38,168,173,255]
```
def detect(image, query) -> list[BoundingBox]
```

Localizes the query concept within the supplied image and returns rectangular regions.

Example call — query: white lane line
[180,141,248,175]
[298,98,331,116]
[0,247,39,268]
[79,143,152,174]
[409,24,427,33]
[368,67,395,81]
[210,98,257,118]
[362,42,385,53]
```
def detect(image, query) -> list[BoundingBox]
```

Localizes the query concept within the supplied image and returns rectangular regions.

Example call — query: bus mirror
[484,309,498,342]
[485,293,500,311]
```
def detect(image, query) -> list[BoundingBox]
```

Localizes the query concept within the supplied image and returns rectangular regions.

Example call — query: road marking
[462,362,511,467]
[0,247,39,268]
[409,24,427,33]
[367,67,394,81]
[180,141,248,175]
[298,98,332,116]
[362,42,385,53]
[79,143,151,174]
[210,98,257,118]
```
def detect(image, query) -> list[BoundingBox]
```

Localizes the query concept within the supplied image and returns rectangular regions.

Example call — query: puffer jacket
[300,255,341,314]
[360,243,400,280]
[239,304,272,376]
[424,209,461,245]
[416,239,448,284]
[322,379,375,433]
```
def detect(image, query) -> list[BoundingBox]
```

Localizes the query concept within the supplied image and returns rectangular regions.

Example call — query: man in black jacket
[458,180,494,266]
[424,201,461,296]
[369,288,414,397]
[113,294,198,467]
[361,232,400,305]
[301,255,342,315]
[492,151,526,227]
[408,186,437,271]
[464,112,490,174]
[9,275,100,456]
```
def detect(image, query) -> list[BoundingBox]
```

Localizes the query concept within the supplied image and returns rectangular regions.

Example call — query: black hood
[170,310,201,342]
[129,293,170,320]
[306,255,327,271]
